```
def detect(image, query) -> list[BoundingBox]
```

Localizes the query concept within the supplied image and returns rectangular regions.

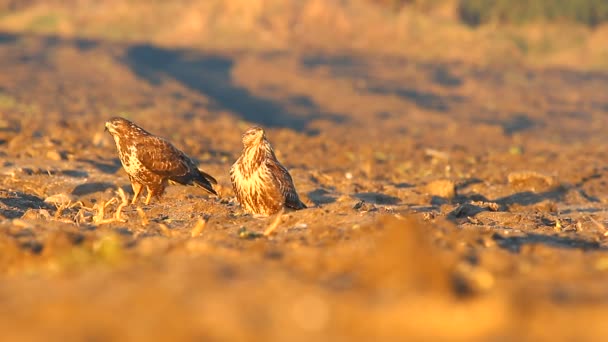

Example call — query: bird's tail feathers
[293,200,307,209]
[169,169,218,196]
[286,198,307,210]
[193,178,218,196]
[198,169,217,185]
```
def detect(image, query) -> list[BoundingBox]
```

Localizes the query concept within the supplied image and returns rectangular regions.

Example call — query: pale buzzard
[230,126,306,216]
[105,117,217,204]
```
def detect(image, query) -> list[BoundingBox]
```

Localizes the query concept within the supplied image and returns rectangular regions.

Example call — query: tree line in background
[374,0,608,27]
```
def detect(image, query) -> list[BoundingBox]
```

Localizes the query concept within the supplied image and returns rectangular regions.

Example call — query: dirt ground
[1,29,608,341]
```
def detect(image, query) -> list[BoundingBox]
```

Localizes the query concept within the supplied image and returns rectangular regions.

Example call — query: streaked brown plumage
[230,126,306,216]
[105,117,217,205]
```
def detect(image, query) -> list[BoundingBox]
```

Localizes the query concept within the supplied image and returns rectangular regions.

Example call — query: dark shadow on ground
[394,182,415,189]
[71,182,115,196]
[3,31,608,141]
[0,190,49,218]
[481,113,540,136]
[367,85,464,112]
[0,32,17,44]
[559,207,603,214]
[77,158,122,174]
[431,66,463,87]
[448,202,486,218]
[301,54,466,112]
[0,32,346,133]
[307,188,337,205]
[446,187,566,222]
[300,53,608,144]
[493,232,604,253]
[352,192,400,205]
[123,44,347,133]
[496,188,566,206]
[59,169,89,178]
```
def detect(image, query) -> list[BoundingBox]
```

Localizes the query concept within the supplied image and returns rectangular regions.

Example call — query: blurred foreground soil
[1,3,608,339]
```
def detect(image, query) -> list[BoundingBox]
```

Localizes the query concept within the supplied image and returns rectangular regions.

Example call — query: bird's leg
[144,181,166,205]
[157,181,168,203]
[145,186,153,205]
[131,182,143,204]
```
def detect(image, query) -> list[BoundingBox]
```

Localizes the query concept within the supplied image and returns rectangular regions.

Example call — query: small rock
[457,263,495,292]
[449,203,484,218]
[507,171,554,189]
[353,200,377,212]
[470,201,500,211]
[238,227,263,239]
[21,209,52,220]
[44,193,74,205]
[424,179,456,199]
[422,212,436,221]
[424,148,449,161]
[46,150,65,161]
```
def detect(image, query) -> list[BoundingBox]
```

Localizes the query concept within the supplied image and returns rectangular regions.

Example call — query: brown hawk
[230,126,306,216]
[105,117,217,205]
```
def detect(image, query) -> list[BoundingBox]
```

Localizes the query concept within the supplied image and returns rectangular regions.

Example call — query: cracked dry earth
[1,31,608,340]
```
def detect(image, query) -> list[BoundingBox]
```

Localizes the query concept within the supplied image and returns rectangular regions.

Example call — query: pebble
[44,193,74,205]
[46,149,65,161]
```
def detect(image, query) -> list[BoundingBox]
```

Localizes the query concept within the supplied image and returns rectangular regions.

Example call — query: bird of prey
[104,117,217,205]
[230,126,306,216]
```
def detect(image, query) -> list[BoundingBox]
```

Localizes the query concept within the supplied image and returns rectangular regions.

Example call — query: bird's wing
[135,137,189,177]
[229,161,241,201]
[265,159,306,209]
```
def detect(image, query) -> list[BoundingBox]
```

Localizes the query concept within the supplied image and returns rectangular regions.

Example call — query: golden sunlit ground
[1,1,608,340]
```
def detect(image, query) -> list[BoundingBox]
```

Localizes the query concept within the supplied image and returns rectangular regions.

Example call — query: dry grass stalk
[93,199,109,223]
[264,209,284,236]
[136,207,149,226]
[92,189,129,225]
[425,148,449,161]
[23,184,48,198]
[191,218,207,237]
[158,223,171,237]
[114,188,129,222]
[588,216,608,236]
[75,208,87,224]
[52,199,82,219]
[50,200,87,224]
[54,201,70,219]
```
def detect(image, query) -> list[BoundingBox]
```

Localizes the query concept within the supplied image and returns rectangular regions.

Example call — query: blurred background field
[1,1,608,341]
[0,0,607,69]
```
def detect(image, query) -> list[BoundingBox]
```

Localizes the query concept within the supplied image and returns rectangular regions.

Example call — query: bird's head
[105,117,138,136]
[241,126,266,147]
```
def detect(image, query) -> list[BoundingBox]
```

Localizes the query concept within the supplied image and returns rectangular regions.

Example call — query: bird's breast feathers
[121,145,144,176]
[232,155,273,194]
